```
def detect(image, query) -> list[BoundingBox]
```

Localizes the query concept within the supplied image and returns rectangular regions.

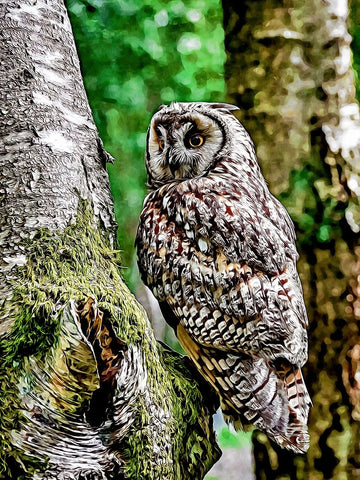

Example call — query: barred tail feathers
[176,323,310,454]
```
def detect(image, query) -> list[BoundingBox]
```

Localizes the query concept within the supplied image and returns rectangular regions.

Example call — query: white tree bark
[0,0,115,334]
[0,2,220,479]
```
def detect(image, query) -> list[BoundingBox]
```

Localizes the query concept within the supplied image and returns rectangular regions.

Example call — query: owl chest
[138,207,196,291]
[138,201,242,307]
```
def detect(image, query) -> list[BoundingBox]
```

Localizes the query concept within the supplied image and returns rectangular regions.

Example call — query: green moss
[2,307,59,369]
[0,202,219,479]
[158,345,221,479]
[121,344,220,479]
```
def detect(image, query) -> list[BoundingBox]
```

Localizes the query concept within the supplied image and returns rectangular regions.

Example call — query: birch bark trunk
[0,1,220,479]
[222,0,360,478]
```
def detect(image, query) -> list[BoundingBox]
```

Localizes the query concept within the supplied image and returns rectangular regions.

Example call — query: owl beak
[168,152,180,177]
[169,161,180,177]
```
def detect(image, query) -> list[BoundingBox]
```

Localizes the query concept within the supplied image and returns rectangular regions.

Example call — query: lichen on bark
[0,202,220,479]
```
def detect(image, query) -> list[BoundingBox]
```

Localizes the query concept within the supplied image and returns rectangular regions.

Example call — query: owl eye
[188,134,204,148]
[158,139,165,151]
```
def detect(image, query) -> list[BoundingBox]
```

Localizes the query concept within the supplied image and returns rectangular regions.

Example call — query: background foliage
[67,0,360,287]
[67,0,225,290]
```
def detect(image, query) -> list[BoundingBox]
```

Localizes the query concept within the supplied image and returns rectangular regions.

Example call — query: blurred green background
[67,0,225,291]
[66,0,360,288]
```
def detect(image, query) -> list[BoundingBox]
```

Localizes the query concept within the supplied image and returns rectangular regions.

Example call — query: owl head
[145,102,246,189]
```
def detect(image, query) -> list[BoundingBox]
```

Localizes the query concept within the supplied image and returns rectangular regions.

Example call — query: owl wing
[164,177,305,346]
[136,177,310,452]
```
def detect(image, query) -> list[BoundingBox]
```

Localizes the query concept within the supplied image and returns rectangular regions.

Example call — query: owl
[136,102,311,453]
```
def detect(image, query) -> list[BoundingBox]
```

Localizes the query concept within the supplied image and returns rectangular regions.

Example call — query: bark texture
[222,0,360,478]
[0,1,220,479]
[0,0,115,335]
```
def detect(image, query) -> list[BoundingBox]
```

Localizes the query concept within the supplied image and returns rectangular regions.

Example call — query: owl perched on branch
[136,102,311,453]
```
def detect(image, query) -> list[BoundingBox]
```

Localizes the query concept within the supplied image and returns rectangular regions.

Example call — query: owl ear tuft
[207,102,240,112]
[156,104,167,112]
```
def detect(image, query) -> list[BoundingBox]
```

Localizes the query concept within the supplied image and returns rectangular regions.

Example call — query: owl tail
[273,365,311,453]
[176,323,310,453]
[216,355,310,454]
[225,360,311,454]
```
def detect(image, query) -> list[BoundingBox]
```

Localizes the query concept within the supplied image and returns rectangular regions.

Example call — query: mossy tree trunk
[222,0,360,478]
[0,1,220,479]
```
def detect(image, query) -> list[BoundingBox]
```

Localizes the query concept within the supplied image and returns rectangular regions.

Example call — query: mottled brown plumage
[136,102,311,453]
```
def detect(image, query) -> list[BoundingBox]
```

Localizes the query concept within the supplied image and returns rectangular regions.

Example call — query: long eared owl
[136,102,311,453]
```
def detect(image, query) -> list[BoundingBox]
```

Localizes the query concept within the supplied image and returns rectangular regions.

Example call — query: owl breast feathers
[136,102,311,453]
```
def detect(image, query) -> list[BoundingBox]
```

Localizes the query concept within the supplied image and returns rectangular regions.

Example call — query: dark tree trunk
[0,1,220,478]
[222,0,360,478]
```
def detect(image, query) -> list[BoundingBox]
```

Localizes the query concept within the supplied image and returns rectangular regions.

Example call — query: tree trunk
[0,1,220,479]
[222,0,360,478]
